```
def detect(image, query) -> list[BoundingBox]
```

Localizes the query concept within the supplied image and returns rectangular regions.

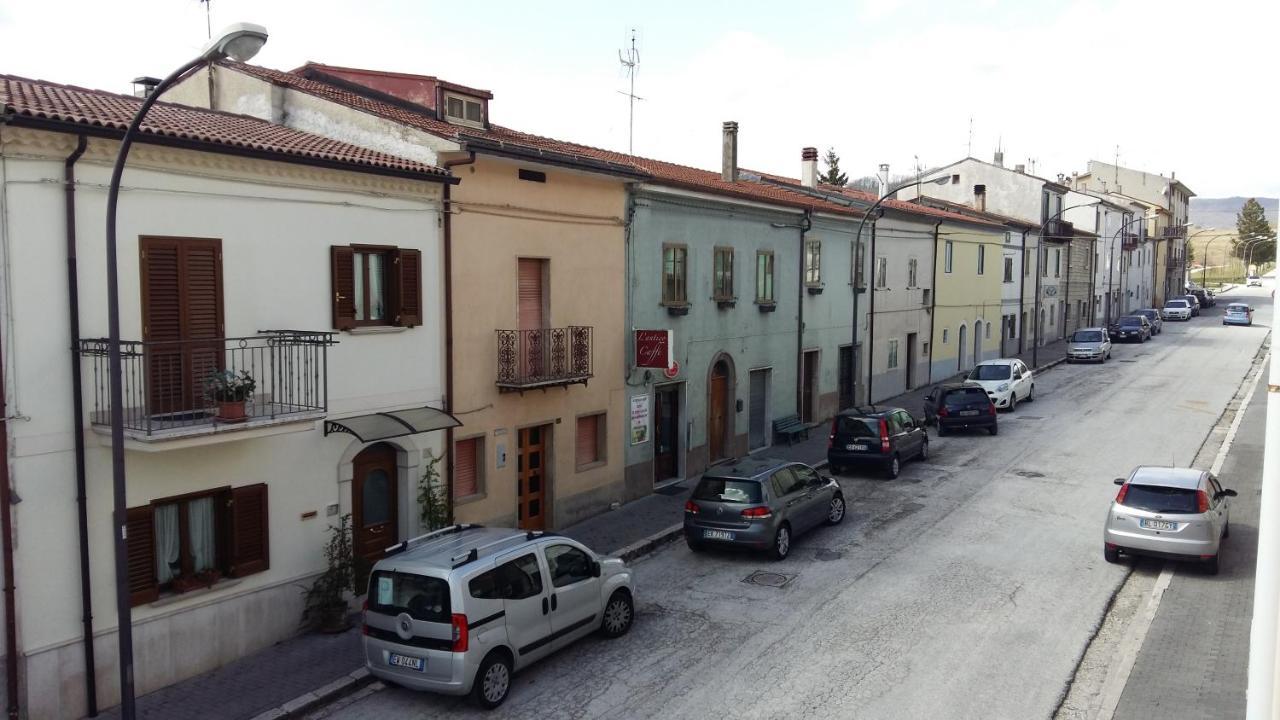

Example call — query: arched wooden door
[708,361,730,462]
[352,443,399,568]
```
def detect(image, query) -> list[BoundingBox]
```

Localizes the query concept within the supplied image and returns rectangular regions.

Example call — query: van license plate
[703,529,735,541]
[847,444,868,451]
[1140,519,1177,531]
[388,653,425,672]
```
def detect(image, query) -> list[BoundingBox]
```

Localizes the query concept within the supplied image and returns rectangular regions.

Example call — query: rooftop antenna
[1115,145,1120,185]
[617,29,644,154]
[967,115,973,157]
[198,0,212,38]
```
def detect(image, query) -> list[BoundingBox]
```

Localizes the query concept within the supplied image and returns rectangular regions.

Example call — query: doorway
[748,369,770,451]
[802,350,819,423]
[654,385,682,484]
[352,443,399,569]
[708,361,730,462]
[905,333,917,390]
[973,322,983,365]
[517,425,550,530]
[957,324,968,372]
[838,346,853,410]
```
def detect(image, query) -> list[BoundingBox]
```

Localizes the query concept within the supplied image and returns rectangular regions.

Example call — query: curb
[248,667,374,720]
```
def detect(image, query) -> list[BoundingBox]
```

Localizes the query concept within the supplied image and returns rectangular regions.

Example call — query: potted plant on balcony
[206,370,256,423]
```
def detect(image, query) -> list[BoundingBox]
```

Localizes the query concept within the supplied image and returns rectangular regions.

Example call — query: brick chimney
[722,121,739,182]
[801,147,818,188]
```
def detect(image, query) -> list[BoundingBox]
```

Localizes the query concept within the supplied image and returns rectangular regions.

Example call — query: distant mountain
[1191,196,1278,230]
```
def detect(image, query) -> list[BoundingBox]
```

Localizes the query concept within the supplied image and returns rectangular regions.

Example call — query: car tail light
[828,418,838,449]
[361,599,369,636]
[1115,483,1129,504]
[741,506,773,520]
[451,613,469,652]
[879,419,890,453]
[1197,490,1210,513]
[684,500,700,515]
[988,401,997,415]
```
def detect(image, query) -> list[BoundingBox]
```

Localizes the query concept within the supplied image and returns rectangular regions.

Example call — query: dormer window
[444,93,485,127]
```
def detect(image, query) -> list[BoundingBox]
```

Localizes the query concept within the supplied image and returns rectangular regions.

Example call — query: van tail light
[879,419,890,453]
[361,599,369,636]
[684,500,700,515]
[1115,483,1129,504]
[828,418,838,449]
[451,613,469,652]
[1197,490,1210,513]
[741,506,773,520]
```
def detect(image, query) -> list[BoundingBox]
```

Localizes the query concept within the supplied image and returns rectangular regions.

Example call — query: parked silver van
[362,525,634,708]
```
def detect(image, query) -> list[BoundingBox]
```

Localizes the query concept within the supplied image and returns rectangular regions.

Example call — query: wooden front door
[709,362,728,462]
[654,385,680,483]
[352,443,399,567]
[140,237,224,415]
[517,426,549,530]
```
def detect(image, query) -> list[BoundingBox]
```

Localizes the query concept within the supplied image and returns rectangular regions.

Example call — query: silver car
[363,525,634,708]
[1162,298,1192,321]
[1068,327,1111,363]
[1103,467,1237,574]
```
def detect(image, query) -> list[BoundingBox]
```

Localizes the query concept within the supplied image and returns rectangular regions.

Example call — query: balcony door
[140,237,224,416]
[518,258,548,379]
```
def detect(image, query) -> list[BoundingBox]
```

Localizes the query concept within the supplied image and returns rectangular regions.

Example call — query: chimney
[1014,163,1026,174]
[721,121,739,182]
[973,184,987,212]
[801,147,819,188]
[878,163,890,197]
[994,150,1004,167]
[132,76,161,98]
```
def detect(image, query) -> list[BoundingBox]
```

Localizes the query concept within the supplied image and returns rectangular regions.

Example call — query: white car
[1248,275,1263,287]
[964,359,1034,411]
[1162,298,1192,321]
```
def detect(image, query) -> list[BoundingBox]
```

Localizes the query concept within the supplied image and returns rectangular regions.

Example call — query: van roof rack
[385,523,482,557]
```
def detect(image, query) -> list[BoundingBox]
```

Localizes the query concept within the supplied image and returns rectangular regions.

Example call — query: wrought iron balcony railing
[496,326,593,391]
[1162,226,1188,239]
[1044,219,1074,240]
[78,330,336,439]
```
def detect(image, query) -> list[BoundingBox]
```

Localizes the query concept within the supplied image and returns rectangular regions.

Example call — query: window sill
[454,491,487,506]
[347,326,408,335]
[575,459,608,474]
[756,302,777,313]
[148,577,244,608]
[715,299,737,309]
[665,304,690,317]
[806,285,824,295]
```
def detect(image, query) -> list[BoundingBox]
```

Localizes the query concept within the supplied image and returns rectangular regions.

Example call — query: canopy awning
[324,406,461,442]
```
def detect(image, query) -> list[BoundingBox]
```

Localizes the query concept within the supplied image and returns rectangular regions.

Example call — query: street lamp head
[200,22,269,63]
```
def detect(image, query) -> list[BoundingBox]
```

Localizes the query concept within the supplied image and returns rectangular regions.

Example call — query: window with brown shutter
[331,245,422,330]
[140,236,224,414]
[517,258,547,330]
[394,249,422,327]
[229,483,269,577]
[575,413,605,470]
[453,437,482,500]
[126,505,158,605]
[331,246,356,330]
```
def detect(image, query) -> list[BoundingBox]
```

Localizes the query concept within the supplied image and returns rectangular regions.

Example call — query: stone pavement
[1112,363,1265,719]
[96,338,1069,720]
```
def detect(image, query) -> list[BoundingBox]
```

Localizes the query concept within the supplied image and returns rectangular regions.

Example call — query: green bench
[772,414,809,445]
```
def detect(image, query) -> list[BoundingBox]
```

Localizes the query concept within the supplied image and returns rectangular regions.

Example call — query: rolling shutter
[576,415,599,466]
[331,246,356,330]
[229,483,269,577]
[454,438,478,499]
[126,505,158,606]
[394,248,422,327]
[517,258,545,331]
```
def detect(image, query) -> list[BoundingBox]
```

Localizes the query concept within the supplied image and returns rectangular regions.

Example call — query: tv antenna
[967,115,973,157]
[198,0,212,38]
[617,29,644,154]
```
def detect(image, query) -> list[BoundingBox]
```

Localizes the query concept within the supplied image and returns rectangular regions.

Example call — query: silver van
[362,525,635,708]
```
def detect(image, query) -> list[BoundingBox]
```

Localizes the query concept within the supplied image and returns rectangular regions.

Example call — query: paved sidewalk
[97,339,1070,720]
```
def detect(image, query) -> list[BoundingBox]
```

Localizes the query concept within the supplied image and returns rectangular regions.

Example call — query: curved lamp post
[1195,232,1267,286]
[1032,201,1098,368]
[104,23,267,719]
[1244,237,1276,274]
[854,174,950,404]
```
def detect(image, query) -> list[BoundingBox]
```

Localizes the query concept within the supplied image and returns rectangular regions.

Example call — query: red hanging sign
[634,330,672,369]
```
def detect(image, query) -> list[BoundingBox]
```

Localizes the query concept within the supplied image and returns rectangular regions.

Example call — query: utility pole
[617,29,642,154]
[199,0,212,38]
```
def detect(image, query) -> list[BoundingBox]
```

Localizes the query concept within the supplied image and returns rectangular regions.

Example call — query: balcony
[1163,226,1188,239]
[1045,219,1074,241]
[1123,232,1140,249]
[78,331,336,445]
[496,326,593,392]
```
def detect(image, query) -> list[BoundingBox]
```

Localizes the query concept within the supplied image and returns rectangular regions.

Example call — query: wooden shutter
[394,248,422,327]
[331,246,356,330]
[126,505,158,606]
[517,258,545,331]
[576,415,599,465]
[141,238,183,414]
[454,438,478,499]
[183,239,224,409]
[228,483,269,577]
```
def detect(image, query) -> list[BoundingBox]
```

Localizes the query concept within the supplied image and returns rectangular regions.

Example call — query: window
[546,544,595,588]
[942,328,950,343]
[125,484,268,606]
[662,245,688,305]
[875,257,888,288]
[1041,247,1049,277]
[576,412,606,470]
[713,247,734,301]
[756,251,775,303]
[370,571,451,622]
[805,240,822,286]
[887,339,899,369]
[852,240,866,288]
[908,257,918,288]
[978,245,986,275]
[1054,249,1062,278]
[1004,232,1012,244]
[944,241,954,273]
[1007,315,1016,339]
[985,322,992,339]
[769,468,803,496]
[444,93,485,126]
[331,246,421,330]
[469,554,543,600]
[790,464,821,488]
[454,437,483,501]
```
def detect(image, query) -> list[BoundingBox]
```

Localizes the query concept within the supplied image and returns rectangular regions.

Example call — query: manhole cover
[743,570,796,588]
[1015,470,1046,478]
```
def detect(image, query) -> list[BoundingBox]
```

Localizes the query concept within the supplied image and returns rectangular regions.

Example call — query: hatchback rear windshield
[1072,331,1104,342]
[1165,300,1188,308]
[1119,317,1143,326]
[368,570,451,623]
[968,365,1011,381]
[836,416,880,438]
[1120,484,1200,514]
[1228,304,1249,311]
[693,477,763,504]
[943,388,989,404]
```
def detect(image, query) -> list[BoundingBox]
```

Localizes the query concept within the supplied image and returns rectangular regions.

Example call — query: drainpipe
[1063,237,1072,337]
[441,151,475,524]
[64,135,97,717]
[1018,229,1028,353]
[0,305,13,720]
[1089,237,1098,325]
[926,221,942,385]
[795,210,812,419]
[866,220,879,403]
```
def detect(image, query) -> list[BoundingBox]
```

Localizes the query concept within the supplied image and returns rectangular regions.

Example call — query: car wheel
[825,494,846,525]
[600,590,634,638]
[1008,394,1017,412]
[771,524,792,561]
[1205,555,1220,576]
[685,536,705,553]
[885,454,901,479]
[919,437,929,461]
[472,651,513,709]
[1104,546,1120,563]
[1027,384,1035,401]
[988,423,999,436]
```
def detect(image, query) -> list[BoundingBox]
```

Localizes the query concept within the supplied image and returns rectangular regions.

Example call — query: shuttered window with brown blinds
[575,413,605,469]
[229,484,269,576]
[330,245,422,330]
[126,505,158,605]
[140,236,224,414]
[517,258,547,331]
[454,437,480,499]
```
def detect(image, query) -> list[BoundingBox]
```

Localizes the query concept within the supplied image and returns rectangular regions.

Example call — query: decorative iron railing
[495,326,593,390]
[1044,219,1074,240]
[1162,226,1188,239]
[77,330,336,437]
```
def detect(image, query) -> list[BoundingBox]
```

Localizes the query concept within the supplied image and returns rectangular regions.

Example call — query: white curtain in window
[353,253,367,320]
[188,497,216,573]
[155,503,180,584]
[369,254,385,319]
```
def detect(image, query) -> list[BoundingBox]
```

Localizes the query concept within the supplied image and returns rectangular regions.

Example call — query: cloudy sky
[2,0,1275,198]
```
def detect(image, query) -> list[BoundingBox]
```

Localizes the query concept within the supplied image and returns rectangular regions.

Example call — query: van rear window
[368,571,450,623]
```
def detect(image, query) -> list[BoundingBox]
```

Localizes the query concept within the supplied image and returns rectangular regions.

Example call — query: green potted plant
[205,369,256,423]
[417,450,450,531]
[301,515,356,633]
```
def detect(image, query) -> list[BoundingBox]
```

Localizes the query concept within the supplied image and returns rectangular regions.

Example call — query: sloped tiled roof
[749,170,1004,228]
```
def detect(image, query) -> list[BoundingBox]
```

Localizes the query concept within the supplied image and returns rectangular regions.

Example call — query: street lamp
[1197,232,1269,286]
[1245,238,1276,273]
[1102,213,1158,327]
[1033,201,1098,368]
[103,22,268,720]
[856,173,950,404]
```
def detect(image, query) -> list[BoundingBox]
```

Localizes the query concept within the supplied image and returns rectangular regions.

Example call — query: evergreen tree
[1235,198,1276,264]
[820,148,849,187]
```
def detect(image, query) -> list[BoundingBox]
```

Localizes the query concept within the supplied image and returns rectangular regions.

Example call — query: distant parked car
[684,459,843,560]
[1132,309,1163,335]
[1109,315,1151,343]
[1183,294,1202,316]
[1103,466,1236,575]
[827,406,928,479]
[1162,298,1193,321]
[1223,302,1254,326]
[922,383,999,436]
[1248,275,1263,287]
[965,358,1035,411]
[1190,288,1215,309]
[1068,328,1111,363]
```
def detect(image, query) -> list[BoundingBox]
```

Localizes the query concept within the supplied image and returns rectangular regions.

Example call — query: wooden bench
[772,414,809,445]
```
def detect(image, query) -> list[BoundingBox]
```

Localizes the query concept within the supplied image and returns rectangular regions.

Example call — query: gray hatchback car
[1103,466,1237,574]
[684,459,844,560]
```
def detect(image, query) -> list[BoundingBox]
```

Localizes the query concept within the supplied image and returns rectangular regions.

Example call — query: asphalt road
[310,285,1271,720]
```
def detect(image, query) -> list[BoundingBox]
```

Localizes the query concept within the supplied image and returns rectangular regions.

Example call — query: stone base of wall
[623,460,654,503]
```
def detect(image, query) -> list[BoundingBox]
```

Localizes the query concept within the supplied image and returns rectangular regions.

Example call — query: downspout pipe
[64,134,97,718]
[926,221,942,385]
[0,307,13,720]
[441,151,475,524]
[796,210,812,419]
[866,220,879,403]
[1018,230,1028,352]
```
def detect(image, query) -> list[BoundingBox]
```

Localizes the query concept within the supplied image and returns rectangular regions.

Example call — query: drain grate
[1014,470,1045,478]
[1017,415,1044,420]
[743,570,797,588]
[1119,359,1138,363]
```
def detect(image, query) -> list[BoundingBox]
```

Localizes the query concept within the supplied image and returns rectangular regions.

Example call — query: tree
[1235,198,1276,264]
[820,147,848,187]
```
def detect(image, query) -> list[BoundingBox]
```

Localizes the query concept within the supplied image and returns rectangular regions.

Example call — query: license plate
[703,529,735,541]
[388,653,425,672]
[1140,519,1177,531]
[847,444,868,451]
[959,410,979,416]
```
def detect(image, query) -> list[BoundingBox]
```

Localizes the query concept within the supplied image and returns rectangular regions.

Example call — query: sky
[1,0,1276,199]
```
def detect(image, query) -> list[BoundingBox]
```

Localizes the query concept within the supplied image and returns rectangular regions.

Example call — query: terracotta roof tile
[0,73,450,179]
